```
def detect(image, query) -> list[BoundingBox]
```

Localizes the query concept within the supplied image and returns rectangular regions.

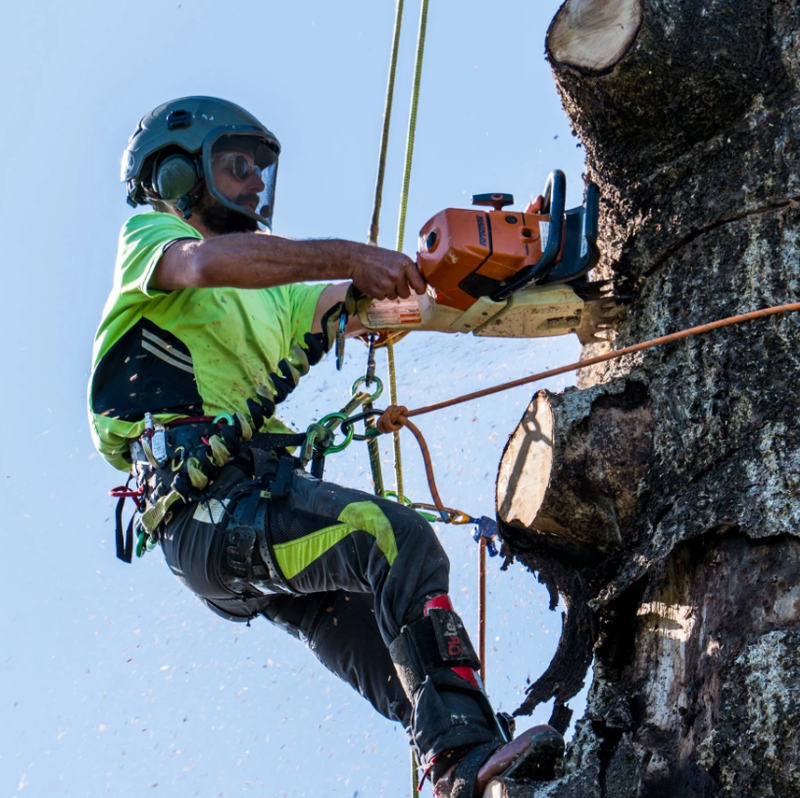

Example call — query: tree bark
[496,0,800,795]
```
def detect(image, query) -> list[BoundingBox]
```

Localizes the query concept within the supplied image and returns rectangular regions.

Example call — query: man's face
[198,150,267,235]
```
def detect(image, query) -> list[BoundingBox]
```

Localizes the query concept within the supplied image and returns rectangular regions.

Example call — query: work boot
[432,724,564,798]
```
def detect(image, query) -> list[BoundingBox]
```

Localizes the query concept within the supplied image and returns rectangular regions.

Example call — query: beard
[195,189,259,235]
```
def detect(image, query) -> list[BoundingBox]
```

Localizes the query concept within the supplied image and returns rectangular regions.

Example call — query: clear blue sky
[1,1,589,795]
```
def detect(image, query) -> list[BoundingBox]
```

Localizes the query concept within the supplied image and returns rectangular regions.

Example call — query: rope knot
[377,405,409,434]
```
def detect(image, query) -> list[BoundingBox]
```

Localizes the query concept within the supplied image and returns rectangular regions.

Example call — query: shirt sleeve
[281,282,330,349]
[116,212,203,298]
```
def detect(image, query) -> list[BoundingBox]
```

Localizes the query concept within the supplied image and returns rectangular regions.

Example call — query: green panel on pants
[273,500,399,580]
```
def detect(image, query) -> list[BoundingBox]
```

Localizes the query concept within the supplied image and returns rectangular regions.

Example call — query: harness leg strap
[220,478,296,597]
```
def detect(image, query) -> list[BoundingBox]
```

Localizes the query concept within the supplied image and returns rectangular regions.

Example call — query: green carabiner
[135,530,148,558]
[319,412,354,453]
[302,422,329,462]
[352,375,383,402]
[213,413,234,426]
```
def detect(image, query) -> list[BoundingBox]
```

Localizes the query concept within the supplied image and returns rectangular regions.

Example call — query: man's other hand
[349,247,427,301]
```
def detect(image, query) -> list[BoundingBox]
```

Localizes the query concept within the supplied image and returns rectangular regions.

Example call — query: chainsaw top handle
[490,169,566,302]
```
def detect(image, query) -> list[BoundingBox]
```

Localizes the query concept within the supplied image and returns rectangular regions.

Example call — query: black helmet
[122,96,281,230]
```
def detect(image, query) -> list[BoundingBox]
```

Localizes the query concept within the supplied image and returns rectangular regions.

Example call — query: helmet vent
[166,109,193,130]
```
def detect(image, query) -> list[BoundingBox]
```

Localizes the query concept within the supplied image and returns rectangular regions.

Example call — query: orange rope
[377,300,800,512]
[405,300,800,419]
[378,405,490,682]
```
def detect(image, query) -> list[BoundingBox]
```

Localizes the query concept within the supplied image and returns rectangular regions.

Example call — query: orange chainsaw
[357,170,625,343]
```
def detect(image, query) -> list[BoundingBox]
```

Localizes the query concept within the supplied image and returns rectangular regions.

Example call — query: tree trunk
[496,1,800,795]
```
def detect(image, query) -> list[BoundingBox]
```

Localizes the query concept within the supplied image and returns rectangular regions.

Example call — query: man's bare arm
[152,234,425,301]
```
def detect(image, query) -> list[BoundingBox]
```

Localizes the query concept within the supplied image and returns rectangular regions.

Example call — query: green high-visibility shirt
[88,212,327,472]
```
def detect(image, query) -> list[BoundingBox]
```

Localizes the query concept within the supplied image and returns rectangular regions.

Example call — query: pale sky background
[1,1,591,795]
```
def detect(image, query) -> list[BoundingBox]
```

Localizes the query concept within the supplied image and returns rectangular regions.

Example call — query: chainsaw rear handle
[540,169,566,217]
[490,170,566,302]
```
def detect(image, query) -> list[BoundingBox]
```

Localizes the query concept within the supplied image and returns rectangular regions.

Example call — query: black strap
[246,431,306,452]
[442,742,499,798]
[310,454,325,480]
[115,494,135,563]
[269,455,300,501]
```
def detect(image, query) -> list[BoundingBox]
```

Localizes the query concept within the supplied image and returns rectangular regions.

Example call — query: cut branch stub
[497,380,652,556]
[547,0,643,74]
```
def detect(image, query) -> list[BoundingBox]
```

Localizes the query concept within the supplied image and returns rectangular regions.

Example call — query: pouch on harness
[113,418,312,564]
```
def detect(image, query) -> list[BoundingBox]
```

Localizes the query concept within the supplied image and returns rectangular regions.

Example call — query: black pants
[160,460,502,762]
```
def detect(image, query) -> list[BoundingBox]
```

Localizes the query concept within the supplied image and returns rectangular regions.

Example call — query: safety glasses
[212,152,263,182]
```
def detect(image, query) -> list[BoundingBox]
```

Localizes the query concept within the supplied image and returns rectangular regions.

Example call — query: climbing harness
[112,367,387,565]
[111,307,347,564]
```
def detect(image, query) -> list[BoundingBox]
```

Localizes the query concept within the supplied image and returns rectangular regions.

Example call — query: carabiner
[171,445,186,472]
[335,309,348,370]
[364,333,379,386]
[409,502,476,525]
[319,412,355,453]
[213,413,234,426]
[339,391,373,420]
[383,491,439,523]
[340,408,385,441]
[351,375,383,402]
[302,422,330,463]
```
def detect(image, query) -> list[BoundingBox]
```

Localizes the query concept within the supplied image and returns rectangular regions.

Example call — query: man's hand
[348,246,427,301]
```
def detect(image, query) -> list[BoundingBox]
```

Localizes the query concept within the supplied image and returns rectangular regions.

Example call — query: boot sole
[500,729,564,782]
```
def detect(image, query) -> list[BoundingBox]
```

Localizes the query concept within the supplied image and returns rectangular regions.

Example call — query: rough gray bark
[496,1,800,795]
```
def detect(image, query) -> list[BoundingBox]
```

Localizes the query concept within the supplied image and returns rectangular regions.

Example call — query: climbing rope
[478,536,487,684]
[395,0,429,257]
[385,0,430,510]
[386,342,405,503]
[364,0,430,787]
[367,0,405,247]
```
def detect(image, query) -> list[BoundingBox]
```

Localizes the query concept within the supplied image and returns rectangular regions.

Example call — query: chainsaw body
[358,171,625,343]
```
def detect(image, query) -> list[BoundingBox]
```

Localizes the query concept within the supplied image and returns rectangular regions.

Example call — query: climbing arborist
[89,96,564,797]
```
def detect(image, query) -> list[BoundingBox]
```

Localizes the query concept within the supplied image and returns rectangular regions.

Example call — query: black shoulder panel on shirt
[91,317,204,421]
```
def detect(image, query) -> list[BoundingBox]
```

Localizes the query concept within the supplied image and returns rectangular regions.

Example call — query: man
[89,96,564,798]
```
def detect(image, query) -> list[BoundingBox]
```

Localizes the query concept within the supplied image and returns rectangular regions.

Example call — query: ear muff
[153,153,201,201]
